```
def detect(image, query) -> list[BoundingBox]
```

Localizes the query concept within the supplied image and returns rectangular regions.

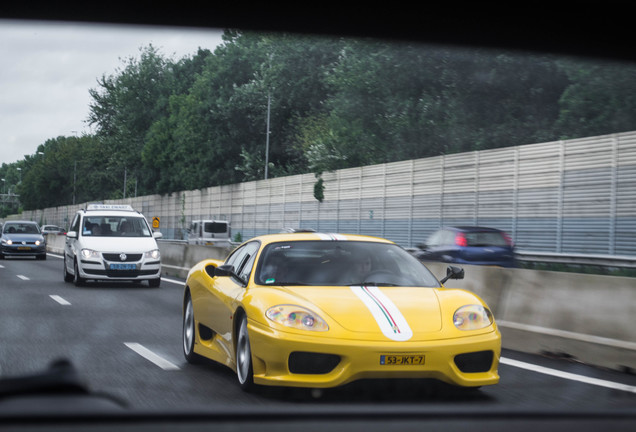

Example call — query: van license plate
[110,263,135,270]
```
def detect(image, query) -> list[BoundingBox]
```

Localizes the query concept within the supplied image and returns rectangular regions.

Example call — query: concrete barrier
[45,233,66,255]
[158,241,232,279]
[425,262,636,372]
[45,235,635,372]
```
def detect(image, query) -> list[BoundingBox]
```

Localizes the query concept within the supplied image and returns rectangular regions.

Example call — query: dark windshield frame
[255,240,441,287]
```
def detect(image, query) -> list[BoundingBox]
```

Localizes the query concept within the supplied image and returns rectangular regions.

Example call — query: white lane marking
[0,264,4,268]
[500,356,636,394]
[16,275,29,280]
[124,342,180,371]
[161,276,185,285]
[50,295,71,305]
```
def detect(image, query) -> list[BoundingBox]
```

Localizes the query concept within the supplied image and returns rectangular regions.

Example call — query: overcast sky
[0,19,224,166]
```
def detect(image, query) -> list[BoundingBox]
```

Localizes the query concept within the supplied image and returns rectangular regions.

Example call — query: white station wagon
[63,204,163,287]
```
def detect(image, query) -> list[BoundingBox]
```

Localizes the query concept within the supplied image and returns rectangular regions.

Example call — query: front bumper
[247,319,501,388]
[1,244,47,257]
[78,256,161,281]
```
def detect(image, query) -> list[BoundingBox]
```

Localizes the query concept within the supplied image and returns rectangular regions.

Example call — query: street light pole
[265,91,270,180]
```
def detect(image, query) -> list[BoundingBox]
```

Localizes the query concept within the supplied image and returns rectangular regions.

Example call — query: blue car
[415,226,515,267]
[0,221,47,260]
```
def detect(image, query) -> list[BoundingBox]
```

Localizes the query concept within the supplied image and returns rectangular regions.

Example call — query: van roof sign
[86,204,134,212]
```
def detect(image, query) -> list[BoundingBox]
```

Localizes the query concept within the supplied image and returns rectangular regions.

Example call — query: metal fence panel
[10,131,636,256]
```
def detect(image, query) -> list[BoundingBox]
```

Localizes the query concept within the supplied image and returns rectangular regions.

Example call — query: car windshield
[256,241,441,287]
[2,222,39,234]
[82,216,151,237]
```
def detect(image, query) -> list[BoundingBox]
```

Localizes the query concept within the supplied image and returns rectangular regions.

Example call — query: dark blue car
[415,226,515,267]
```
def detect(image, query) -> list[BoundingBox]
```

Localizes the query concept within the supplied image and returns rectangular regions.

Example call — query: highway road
[1,252,635,422]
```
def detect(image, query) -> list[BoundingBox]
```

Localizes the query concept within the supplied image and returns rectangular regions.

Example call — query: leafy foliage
[5,31,636,212]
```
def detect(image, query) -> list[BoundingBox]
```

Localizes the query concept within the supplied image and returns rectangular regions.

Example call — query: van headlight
[453,305,493,330]
[144,249,160,260]
[81,249,99,259]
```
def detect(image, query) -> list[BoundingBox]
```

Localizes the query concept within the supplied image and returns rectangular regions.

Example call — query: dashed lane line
[124,342,180,371]
[50,295,71,305]
[16,275,29,280]
[161,276,185,285]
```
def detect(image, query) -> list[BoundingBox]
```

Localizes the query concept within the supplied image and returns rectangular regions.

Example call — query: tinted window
[204,222,228,234]
[82,216,151,237]
[256,241,440,287]
[2,222,40,234]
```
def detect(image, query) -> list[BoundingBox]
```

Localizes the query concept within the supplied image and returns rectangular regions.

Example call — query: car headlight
[453,305,493,330]
[266,305,329,331]
[81,249,100,259]
[144,249,160,260]
[3,239,12,245]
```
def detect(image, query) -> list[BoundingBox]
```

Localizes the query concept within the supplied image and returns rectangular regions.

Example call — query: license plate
[380,355,425,365]
[110,263,136,270]
[17,246,31,250]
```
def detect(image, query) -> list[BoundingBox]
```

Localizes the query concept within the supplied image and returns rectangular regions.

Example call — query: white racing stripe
[316,233,347,241]
[50,295,71,305]
[124,342,180,370]
[500,356,636,394]
[351,286,413,341]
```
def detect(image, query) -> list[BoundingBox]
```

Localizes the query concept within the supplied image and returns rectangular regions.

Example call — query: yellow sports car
[182,232,500,391]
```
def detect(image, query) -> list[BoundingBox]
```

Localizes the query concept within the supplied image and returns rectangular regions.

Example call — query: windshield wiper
[274,281,313,286]
[352,281,401,287]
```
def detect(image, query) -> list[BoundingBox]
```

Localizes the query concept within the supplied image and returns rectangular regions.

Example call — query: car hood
[78,236,158,253]
[279,285,443,341]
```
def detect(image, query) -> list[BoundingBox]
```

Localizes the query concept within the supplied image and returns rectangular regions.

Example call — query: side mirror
[66,231,78,239]
[440,265,464,284]
[213,264,236,278]
[153,231,163,239]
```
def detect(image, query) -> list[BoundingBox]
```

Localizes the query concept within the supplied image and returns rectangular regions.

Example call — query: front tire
[236,315,254,391]
[183,293,204,364]
[63,257,73,282]
[73,259,85,287]
[148,277,161,288]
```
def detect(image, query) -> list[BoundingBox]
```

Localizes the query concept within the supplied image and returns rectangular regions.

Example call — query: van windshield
[82,216,151,237]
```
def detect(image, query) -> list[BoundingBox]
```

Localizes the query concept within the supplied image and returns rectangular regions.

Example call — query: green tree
[556,59,636,138]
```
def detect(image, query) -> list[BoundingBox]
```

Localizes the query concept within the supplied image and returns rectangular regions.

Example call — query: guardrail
[515,250,636,268]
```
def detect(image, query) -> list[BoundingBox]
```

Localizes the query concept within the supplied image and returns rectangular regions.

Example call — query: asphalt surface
[1,252,635,420]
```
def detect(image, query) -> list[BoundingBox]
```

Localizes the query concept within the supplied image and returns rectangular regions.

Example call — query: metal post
[265,92,271,180]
